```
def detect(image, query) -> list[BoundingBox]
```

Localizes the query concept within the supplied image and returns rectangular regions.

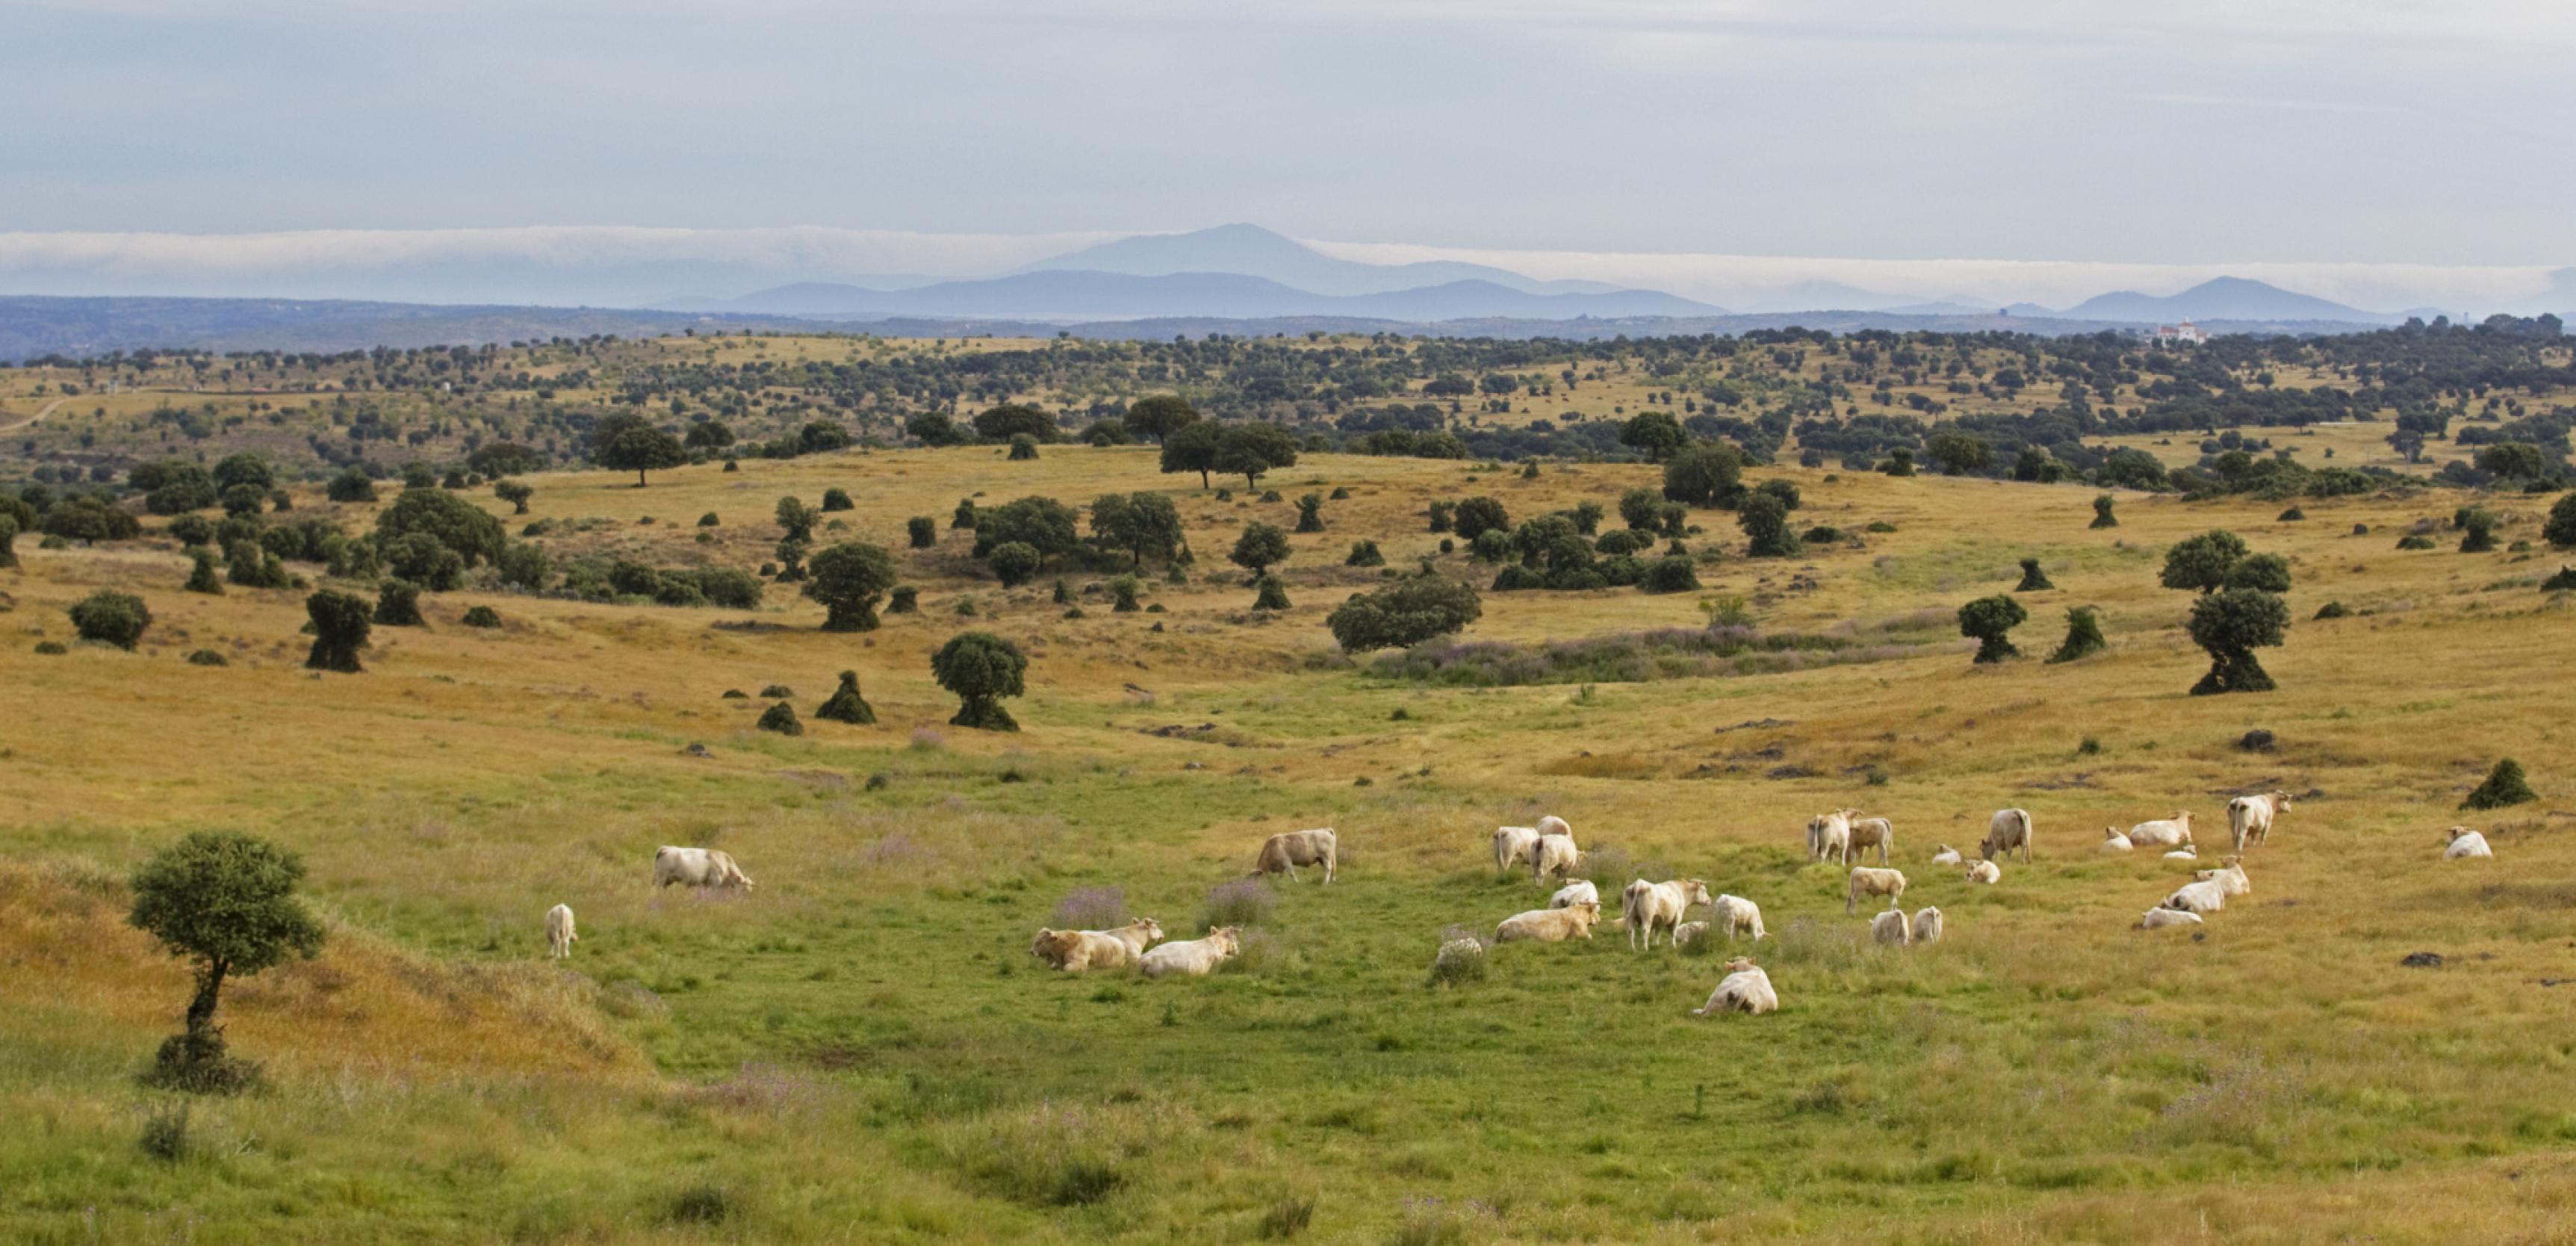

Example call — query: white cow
[544,903,577,959]
[1672,920,1711,949]
[1530,833,1581,884]
[2099,828,2135,853]
[1910,907,1944,944]
[1492,826,1541,872]
[2164,845,2199,861]
[1846,867,1908,913]
[2228,790,2293,852]
[1981,809,2035,863]
[2443,826,2493,860]
[1870,908,1911,946]
[1930,844,1963,866]
[2138,908,2204,930]
[1708,893,1768,941]
[1140,926,1242,979]
[2194,856,2251,896]
[2161,879,2227,914]
[1847,816,1896,865]
[653,846,754,892]
[1692,958,1778,1017]
[1253,828,1338,884]
[1621,878,1714,951]
[1536,815,1572,838]
[2126,812,2195,849]
[1030,917,1167,972]
[1964,859,2001,884]
[1495,901,1601,943]
[1549,879,1600,910]
[1807,811,1855,864]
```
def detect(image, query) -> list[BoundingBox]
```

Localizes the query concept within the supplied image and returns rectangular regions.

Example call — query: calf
[544,903,577,959]
[1846,867,1908,914]
[1964,859,2001,884]
[2443,826,2493,860]
[1846,816,1896,865]
[1549,879,1600,910]
[1140,926,1242,979]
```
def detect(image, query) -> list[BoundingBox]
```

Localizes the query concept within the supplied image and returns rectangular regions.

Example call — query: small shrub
[2047,605,2108,663]
[907,516,937,548]
[2089,495,2117,529]
[69,591,152,649]
[1108,574,1142,612]
[1252,574,1291,612]
[2014,557,2054,591]
[460,605,501,629]
[1957,594,2027,663]
[373,580,425,627]
[1427,934,1487,988]
[2277,506,2306,521]
[758,684,793,698]
[757,701,804,735]
[138,1100,193,1162]
[34,641,68,655]
[1866,521,1896,533]
[1801,525,1844,544]
[2396,535,2436,551]
[1345,539,1385,568]
[2313,601,2352,619]
[821,487,854,512]
[666,1183,735,1225]
[889,585,920,614]
[2542,566,2576,592]
[1008,433,1040,461]
[143,1029,261,1095]
[184,648,227,667]
[1202,878,1276,929]
[183,549,223,595]
[2077,735,2102,756]
[2462,758,2536,810]
[815,670,877,725]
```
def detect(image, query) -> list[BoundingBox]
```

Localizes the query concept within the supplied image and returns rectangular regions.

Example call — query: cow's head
[1133,917,1165,943]
[1681,879,1713,908]
[1208,926,1242,955]
[1723,956,1758,973]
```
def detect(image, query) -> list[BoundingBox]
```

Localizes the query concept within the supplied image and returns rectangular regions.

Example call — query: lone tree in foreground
[2186,587,2289,695]
[126,831,326,1093]
[932,631,1028,731]
[803,542,898,632]
[2046,606,2108,663]
[1957,594,2029,663]
[2462,758,2536,810]
[815,670,877,725]
[1326,574,1482,652]
[2090,495,2119,529]
[305,590,371,672]
[69,590,152,650]
[2014,558,2054,592]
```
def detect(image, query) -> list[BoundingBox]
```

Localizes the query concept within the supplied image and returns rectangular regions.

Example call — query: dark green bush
[461,606,502,629]
[373,580,425,627]
[1326,574,1481,652]
[757,701,804,735]
[815,671,876,725]
[69,591,151,649]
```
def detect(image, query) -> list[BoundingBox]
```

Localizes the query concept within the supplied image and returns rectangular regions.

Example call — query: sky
[1,0,2570,307]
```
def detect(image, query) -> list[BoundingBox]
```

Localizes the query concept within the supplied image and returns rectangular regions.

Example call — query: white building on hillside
[2145,320,2209,347]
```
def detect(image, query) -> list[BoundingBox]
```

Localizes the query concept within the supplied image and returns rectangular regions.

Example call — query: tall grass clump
[1427,926,1488,988]
[138,1101,192,1162]
[1202,877,1276,929]
[941,1100,1194,1209]
[1052,886,1127,930]
[1259,1191,1318,1239]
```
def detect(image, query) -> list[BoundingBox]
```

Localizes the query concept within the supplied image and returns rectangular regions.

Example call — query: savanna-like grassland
[4,438,2575,1245]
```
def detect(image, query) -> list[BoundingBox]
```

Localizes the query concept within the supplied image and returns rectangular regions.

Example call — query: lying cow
[1495,900,1601,943]
[1549,879,1600,910]
[1621,878,1713,951]
[1846,867,1908,914]
[2126,811,2194,849]
[1981,809,2035,863]
[2443,826,2493,860]
[544,903,578,959]
[1964,859,2001,884]
[2099,828,2134,853]
[1692,958,1778,1017]
[1031,917,1166,972]
[2138,908,2204,930]
[1930,844,1963,866]
[1140,926,1241,979]
[2194,856,2250,896]
[1253,828,1338,884]
[2228,790,2293,852]
[2161,878,2227,914]
[653,846,754,892]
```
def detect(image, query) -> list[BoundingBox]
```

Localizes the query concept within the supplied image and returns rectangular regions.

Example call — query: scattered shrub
[69,591,151,649]
[1641,554,1701,594]
[907,515,937,548]
[1108,574,1142,612]
[757,701,804,735]
[697,511,719,527]
[2277,506,2306,521]
[1957,595,2027,663]
[33,640,66,655]
[461,605,502,629]
[183,549,223,595]
[305,591,370,672]
[2396,534,2436,551]
[2462,758,2536,810]
[2047,606,2108,663]
[2014,558,2054,592]
[2542,566,2576,592]
[1202,878,1276,929]
[933,631,1028,731]
[889,585,920,614]
[1345,539,1385,568]
[2314,601,2352,619]
[138,1100,193,1162]
[1427,933,1487,988]
[821,487,854,512]
[373,580,425,627]
[1295,493,1325,533]
[815,670,877,725]
[2188,588,2289,695]
[1252,574,1291,612]
[184,648,227,667]
[2089,495,2117,529]
[1052,887,1127,930]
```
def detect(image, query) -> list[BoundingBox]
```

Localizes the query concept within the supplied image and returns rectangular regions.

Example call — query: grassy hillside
[5,443,2575,1243]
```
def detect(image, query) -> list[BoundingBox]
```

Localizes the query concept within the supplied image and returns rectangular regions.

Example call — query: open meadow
[7,428,2576,1243]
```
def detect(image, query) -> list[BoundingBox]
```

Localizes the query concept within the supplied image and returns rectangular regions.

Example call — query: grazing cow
[2099,828,2135,853]
[1846,867,1908,914]
[1964,859,2001,884]
[2194,856,2251,896]
[1692,958,1778,1017]
[652,846,754,892]
[1530,833,1581,884]
[1981,809,2035,863]
[1911,907,1944,944]
[1140,926,1242,979]
[2126,812,2195,849]
[2138,908,2204,930]
[2443,826,2493,860]
[2161,879,2227,914]
[1807,811,1854,864]
[1930,844,1963,866]
[1708,893,1768,941]
[2228,790,2293,852]
[1870,908,1911,946]
[1492,825,1541,872]
[1847,816,1896,865]
[544,903,577,959]
[1621,878,1714,951]
[1031,918,1165,972]
[1549,879,1600,910]
[1495,900,1601,943]
[1253,828,1338,884]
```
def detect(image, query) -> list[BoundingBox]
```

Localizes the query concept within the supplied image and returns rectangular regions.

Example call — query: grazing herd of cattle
[529,792,2498,1014]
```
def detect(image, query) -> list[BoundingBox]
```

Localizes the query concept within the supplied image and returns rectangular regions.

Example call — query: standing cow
[1981,809,2035,863]
[653,846,754,892]
[544,903,578,959]
[1253,828,1338,884]
[2227,791,2293,852]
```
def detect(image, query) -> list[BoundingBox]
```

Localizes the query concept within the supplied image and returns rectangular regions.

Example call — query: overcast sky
[1,0,2569,299]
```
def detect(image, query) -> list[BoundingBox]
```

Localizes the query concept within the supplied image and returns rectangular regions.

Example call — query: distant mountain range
[2003,276,2402,325]
[1017,222,1625,297]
